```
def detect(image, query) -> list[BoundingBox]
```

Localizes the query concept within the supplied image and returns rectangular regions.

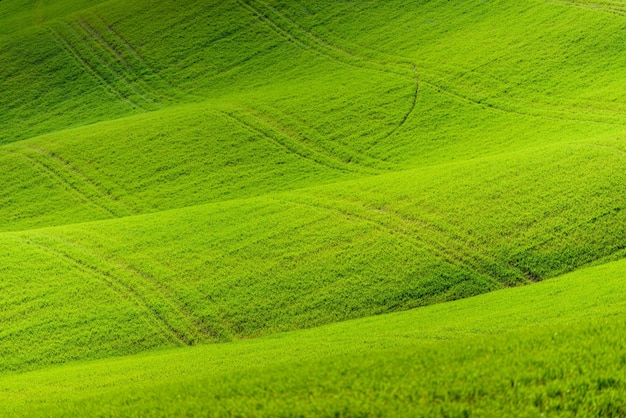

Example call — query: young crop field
[1,0,626,415]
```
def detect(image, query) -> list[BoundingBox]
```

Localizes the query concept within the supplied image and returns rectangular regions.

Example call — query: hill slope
[2,138,626,374]
[3,255,626,416]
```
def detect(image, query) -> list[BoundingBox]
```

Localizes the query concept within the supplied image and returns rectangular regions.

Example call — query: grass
[1,137,626,376]
[2,256,626,416]
[2,0,626,414]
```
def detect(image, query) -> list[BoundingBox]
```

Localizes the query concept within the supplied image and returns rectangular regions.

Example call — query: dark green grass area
[2,257,626,416]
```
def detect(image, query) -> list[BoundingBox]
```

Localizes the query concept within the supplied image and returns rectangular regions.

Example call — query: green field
[1,0,626,415]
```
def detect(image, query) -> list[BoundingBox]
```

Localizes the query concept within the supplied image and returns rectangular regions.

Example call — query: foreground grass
[2,256,625,416]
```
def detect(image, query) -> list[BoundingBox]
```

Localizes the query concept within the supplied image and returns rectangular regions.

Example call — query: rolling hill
[1,0,626,415]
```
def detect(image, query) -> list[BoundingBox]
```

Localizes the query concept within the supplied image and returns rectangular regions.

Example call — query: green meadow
[1,0,626,415]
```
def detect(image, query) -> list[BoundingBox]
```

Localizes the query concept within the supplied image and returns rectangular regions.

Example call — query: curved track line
[549,0,626,16]
[62,19,157,108]
[277,197,515,287]
[23,145,135,217]
[75,19,160,105]
[423,79,622,126]
[32,232,205,345]
[368,65,420,150]
[259,105,397,171]
[237,0,412,79]
[47,24,140,110]
[106,258,207,344]
[250,0,410,75]
[8,148,117,218]
[236,0,422,151]
[77,14,177,103]
[241,106,382,174]
[90,11,192,101]
[220,110,365,174]
[15,235,187,346]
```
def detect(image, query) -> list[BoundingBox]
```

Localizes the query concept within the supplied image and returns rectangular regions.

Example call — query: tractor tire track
[7,148,118,218]
[237,0,421,150]
[26,232,205,345]
[248,0,413,78]
[60,19,158,108]
[47,23,140,110]
[240,106,382,174]
[236,0,412,79]
[89,11,193,101]
[105,258,209,344]
[258,104,397,172]
[549,0,626,16]
[79,13,183,103]
[510,202,626,264]
[279,197,517,287]
[220,110,366,174]
[383,207,527,285]
[368,65,420,150]
[423,78,622,126]
[75,18,162,105]
[14,235,188,346]
[22,145,135,217]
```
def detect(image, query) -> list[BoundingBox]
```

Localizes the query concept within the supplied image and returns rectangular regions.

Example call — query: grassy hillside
[3,256,626,416]
[2,137,626,374]
[2,0,626,414]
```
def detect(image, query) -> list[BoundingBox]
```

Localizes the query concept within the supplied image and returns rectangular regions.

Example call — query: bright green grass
[2,255,625,416]
[1,137,626,374]
[2,0,626,413]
